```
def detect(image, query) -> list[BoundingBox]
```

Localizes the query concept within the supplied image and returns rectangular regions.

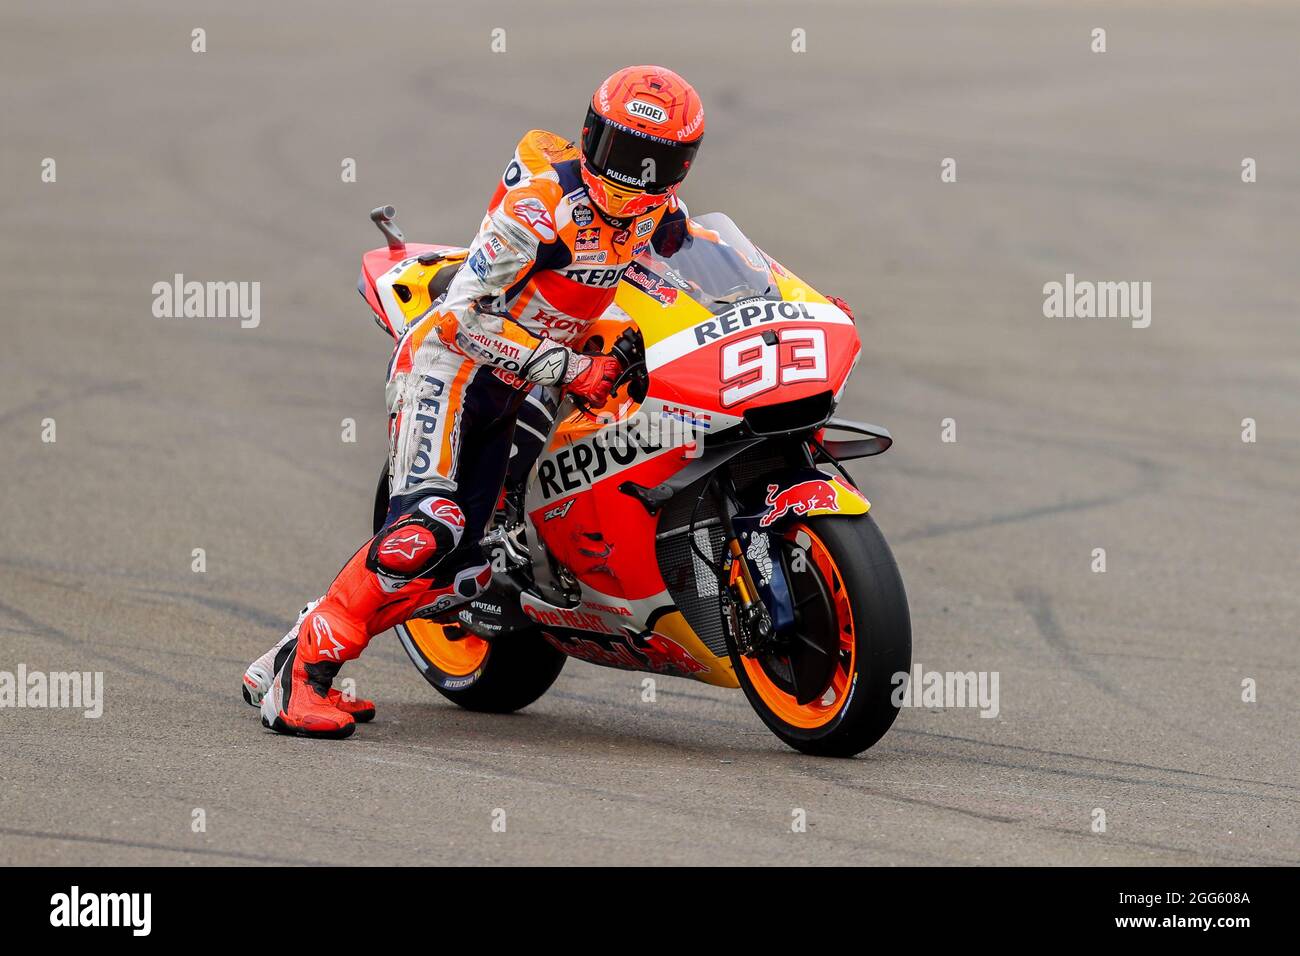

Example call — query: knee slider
[368,496,466,579]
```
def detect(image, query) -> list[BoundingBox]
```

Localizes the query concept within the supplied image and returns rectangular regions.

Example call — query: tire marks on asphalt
[0,595,227,705]
[1014,585,1226,747]
[0,825,325,866]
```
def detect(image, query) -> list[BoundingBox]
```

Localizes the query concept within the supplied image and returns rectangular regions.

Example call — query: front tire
[730,515,911,757]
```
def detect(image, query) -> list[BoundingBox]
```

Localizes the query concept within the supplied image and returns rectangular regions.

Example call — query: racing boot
[260,637,356,740]
[242,601,376,721]
[259,497,492,739]
[325,686,377,722]
[241,600,316,707]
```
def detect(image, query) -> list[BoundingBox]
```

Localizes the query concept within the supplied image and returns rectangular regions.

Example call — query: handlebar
[608,327,648,402]
[609,327,642,371]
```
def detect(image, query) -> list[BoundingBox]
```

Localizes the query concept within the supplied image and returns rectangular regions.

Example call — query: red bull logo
[759,479,840,528]
[642,634,707,675]
[541,632,707,677]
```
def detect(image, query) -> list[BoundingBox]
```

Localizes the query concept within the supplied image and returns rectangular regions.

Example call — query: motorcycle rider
[243,66,706,738]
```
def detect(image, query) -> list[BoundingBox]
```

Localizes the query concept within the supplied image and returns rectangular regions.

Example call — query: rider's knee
[368,494,468,579]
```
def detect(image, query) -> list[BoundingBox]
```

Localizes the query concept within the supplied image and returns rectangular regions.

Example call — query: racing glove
[520,340,620,404]
[563,353,621,405]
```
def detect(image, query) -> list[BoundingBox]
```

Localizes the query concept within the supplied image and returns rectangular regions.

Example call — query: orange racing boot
[260,587,372,739]
[244,603,375,722]
[325,687,376,722]
[260,639,356,740]
[259,500,492,739]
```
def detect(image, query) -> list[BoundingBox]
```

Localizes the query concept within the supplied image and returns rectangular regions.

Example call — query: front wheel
[730,515,911,757]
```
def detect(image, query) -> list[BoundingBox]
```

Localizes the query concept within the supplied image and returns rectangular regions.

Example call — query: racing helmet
[580,65,704,219]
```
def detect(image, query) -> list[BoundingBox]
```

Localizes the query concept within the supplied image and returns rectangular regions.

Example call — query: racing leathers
[254,130,687,737]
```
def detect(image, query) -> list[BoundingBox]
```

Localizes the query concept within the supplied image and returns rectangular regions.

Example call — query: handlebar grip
[609,327,642,369]
[609,340,634,370]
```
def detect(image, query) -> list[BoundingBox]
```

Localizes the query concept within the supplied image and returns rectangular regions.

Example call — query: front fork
[715,472,777,656]
[715,438,837,657]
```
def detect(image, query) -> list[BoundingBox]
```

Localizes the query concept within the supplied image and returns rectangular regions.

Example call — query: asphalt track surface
[2,1,1297,866]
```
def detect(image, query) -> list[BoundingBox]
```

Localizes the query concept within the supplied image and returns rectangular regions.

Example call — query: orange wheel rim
[406,619,489,677]
[742,524,856,729]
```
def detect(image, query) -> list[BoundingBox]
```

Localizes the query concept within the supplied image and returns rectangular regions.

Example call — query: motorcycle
[356,205,910,757]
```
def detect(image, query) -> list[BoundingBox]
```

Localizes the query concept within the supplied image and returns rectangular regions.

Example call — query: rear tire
[375,459,566,714]
[730,514,911,757]
[398,620,566,713]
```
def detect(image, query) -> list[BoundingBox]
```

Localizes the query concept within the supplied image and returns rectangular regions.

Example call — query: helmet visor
[582,107,700,194]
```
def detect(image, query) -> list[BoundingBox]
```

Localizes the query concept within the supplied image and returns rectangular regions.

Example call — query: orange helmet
[580,65,704,219]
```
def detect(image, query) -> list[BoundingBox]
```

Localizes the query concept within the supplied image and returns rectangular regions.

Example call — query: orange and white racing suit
[288,129,688,679]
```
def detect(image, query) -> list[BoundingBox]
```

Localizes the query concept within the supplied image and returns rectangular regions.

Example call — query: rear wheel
[375,460,565,714]
[397,619,566,713]
[730,515,910,757]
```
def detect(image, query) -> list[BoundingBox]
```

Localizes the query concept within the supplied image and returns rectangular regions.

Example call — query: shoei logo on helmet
[626,99,668,124]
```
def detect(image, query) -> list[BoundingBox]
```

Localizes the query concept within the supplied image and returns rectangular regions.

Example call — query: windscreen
[633,212,776,310]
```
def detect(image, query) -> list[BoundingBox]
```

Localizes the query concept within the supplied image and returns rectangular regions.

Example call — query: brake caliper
[723,528,783,657]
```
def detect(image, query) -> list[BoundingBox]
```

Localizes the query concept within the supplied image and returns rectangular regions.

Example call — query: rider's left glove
[563,353,621,405]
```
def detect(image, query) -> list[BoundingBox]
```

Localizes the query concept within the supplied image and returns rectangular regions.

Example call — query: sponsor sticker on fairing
[536,422,666,500]
[661,403,712,430]
[690,300,829,344]
[758,478,868,528]
[760,480,838,527]
[582,600,632,616]
[623,262,679,305]
[543,498,576,521]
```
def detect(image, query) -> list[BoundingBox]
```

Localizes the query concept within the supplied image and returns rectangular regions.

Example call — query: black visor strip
[582,108,699,193]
